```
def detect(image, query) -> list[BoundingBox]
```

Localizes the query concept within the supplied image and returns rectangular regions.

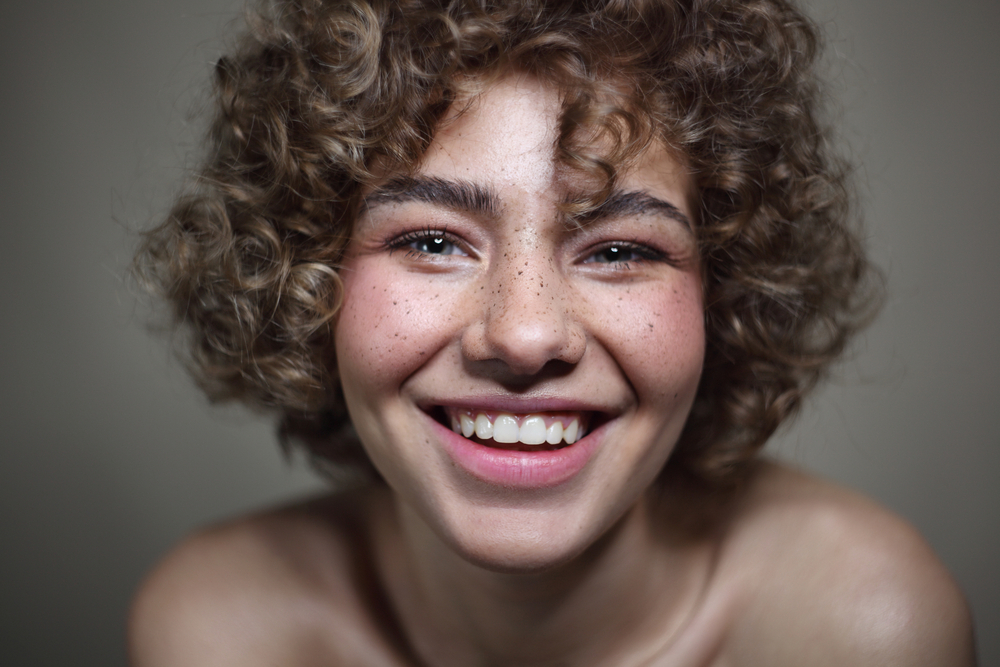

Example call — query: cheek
[334,258,461,393]
[591,275,705,399]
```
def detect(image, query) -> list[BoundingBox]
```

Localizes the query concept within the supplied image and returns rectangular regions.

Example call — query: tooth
[474,413,493,439]
[460,414,475,438]
[545,421,564,445]
[518,416,546,445]
[450,414,461,433]
[493,414,519,443]
[563,419,579,444]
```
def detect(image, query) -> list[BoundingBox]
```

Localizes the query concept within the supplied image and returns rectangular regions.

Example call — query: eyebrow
[363,175,691,230]
[363,176,501,219]
[574,190,693,230]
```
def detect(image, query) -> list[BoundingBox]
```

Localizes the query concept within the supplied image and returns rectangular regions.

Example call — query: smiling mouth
[432,407,601,452]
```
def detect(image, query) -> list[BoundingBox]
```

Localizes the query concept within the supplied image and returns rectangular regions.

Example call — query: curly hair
[135,0,879,486]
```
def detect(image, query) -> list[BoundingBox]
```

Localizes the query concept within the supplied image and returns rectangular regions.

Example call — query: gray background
[0,0,996,665]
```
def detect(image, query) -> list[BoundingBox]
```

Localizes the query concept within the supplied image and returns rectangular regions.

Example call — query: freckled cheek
[334,262,464,389]
[593,278,705,399]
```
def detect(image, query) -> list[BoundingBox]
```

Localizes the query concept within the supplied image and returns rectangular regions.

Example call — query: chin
[451,533,593,575]
[423,496,627,575]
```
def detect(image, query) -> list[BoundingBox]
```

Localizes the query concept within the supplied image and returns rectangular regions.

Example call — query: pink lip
[425,396,609,415]
[427,412,605,489]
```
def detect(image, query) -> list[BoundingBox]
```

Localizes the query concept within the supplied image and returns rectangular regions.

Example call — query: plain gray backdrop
[1,1,997,665]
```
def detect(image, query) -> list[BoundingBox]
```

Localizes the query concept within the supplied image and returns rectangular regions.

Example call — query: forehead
[421,75,562,191]
[412,74,695,216]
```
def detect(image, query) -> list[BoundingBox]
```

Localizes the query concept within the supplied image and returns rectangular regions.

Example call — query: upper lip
[416,395,617,416]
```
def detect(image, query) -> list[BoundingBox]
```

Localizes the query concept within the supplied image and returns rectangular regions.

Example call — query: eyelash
[385,228,675,269]
[385,227,467,258]
[581,240,675,269]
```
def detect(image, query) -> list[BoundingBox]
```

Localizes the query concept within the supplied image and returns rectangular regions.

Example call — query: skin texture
[128,76,976,667]
[335,75,704,573]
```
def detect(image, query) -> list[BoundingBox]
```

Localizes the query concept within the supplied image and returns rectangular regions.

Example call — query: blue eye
[587,245,643,264]
[411,235,461,255]
[388,229,468,257]
[584,242,662,266]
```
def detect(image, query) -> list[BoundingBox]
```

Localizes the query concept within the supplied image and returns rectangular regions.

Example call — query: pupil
[424,237,445,253]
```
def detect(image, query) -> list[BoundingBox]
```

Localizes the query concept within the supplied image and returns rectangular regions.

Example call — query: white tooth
[518,416,546,445]
[450,414,461,433]
[493,414,519,443]
[563,419,580,445]
[545,421,564,445]
[474,413,493,439]
[460,414,475,438]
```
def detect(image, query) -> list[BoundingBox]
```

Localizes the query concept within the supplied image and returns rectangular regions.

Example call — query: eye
[410,235,462,255]
[389,229,468,257]
[582,242,664,266]
[587,245,642,264]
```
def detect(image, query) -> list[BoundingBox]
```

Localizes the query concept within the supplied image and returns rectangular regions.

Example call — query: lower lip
[431,416,603,489]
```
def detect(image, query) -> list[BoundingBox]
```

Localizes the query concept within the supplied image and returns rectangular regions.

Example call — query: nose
[461,251,587,377]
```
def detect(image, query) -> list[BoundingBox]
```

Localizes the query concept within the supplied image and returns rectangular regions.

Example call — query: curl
[136,0,881,486]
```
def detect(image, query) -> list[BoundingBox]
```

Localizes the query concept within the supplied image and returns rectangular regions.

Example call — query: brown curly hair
[135,0,878,485]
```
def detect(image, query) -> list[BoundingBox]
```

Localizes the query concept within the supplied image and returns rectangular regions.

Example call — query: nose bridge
[492,242,560,327]
[468,238,585,374]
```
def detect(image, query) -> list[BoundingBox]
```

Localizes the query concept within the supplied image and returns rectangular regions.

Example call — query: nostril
[461,261,585,373]
[495,359,578,387]
[464,311,585,375]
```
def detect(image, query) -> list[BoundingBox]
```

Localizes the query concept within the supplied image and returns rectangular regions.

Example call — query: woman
[130,0,976,664]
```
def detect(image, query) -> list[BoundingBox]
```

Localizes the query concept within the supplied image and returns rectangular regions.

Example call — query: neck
[371,489,715,667]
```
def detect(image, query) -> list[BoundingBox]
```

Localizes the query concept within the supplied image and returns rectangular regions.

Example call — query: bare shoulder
[128,486,402,667]
[717,461,976,667]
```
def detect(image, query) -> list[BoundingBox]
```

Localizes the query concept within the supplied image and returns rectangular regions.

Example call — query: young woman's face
[335,75,704,571]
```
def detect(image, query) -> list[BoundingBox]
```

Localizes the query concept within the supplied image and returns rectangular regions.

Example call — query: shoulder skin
[127,489,407,667]
[716,462,976,667]
[129,468,977,667]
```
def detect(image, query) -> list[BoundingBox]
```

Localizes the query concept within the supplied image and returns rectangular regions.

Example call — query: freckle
[393,301,397,305]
